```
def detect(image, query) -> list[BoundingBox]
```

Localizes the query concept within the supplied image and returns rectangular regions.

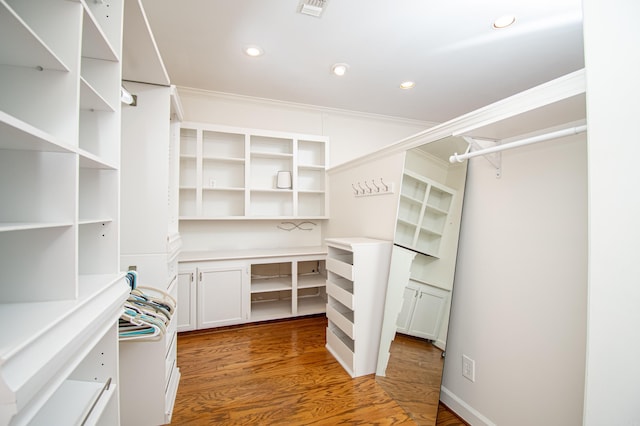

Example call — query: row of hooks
[352,178,395,197]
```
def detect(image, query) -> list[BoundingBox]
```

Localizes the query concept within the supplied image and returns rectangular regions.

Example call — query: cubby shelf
[179,122,329,219]
[396,170,456,258]
[250,259,327,321]
[0,2,69,72]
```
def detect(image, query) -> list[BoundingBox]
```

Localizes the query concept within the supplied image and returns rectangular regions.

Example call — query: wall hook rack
[353,178,394,197]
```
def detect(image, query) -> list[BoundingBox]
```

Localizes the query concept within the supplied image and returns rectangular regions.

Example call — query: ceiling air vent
[298,0,328,17]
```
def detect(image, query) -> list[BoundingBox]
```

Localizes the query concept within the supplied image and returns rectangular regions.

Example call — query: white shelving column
[0,0,128,424]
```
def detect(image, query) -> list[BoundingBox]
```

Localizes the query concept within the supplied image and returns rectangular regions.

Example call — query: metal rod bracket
[463,136,502,178]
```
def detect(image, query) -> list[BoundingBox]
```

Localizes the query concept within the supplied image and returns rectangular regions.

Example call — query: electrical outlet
[462,354,475,382]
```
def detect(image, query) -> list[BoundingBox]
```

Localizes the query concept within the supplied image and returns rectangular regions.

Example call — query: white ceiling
[140,0,585,123]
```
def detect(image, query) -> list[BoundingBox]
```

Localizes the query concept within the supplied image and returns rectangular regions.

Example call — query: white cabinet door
[197,265,248,329]
[177,268,196,332]
[396,286,417,333]
[396,281,448,341]
[408,287,447,340]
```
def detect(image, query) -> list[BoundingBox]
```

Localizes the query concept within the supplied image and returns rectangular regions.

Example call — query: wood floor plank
[171,316,465,425]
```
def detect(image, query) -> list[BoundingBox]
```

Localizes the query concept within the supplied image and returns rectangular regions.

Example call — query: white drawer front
[326,327,355,377]
[326,304,354,339]
[326,280,353,310]
[167,258,178,287]
[326,258,353,281]
[165,331,178,383]
[164,363,181,423]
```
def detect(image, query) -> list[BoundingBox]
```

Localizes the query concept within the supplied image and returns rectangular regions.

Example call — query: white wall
[582,0,640,424]
[441,133,588,425]
[177,87,434,167]
[179,220,324,252]
[324,152,405,241]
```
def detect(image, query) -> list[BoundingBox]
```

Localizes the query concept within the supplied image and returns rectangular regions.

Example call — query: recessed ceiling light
[493,15,516,29]
[244,45,264,57]
[400,81,415,90]
[331,63,349,76]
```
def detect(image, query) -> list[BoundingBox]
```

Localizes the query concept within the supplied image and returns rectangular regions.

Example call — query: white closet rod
[449,124,587,163]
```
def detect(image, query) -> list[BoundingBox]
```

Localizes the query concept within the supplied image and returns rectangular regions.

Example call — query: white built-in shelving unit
[250,258,327,322]
[177,247,327,332]
[0,0,129,424]
[395,170,456,258]
[179,122,329,219]
[324,237,392,377]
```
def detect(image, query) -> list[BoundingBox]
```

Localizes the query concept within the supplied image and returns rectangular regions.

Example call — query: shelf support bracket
[462,136,502,178]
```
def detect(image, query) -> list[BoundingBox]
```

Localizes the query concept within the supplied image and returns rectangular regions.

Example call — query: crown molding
[175,86,437,128]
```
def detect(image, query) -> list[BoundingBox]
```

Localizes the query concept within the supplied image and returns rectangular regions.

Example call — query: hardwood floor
[171,316,466,425]
[376,333,445,424]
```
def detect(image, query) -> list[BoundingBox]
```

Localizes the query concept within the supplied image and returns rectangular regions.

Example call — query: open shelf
[0,2,69,72]
[298,272,326,289]
[297,291,327,315]
[0,111,74,152]
[30,380,112,425]
[251,298,292,320]
[179,122,328,219]
[251,276,293,293]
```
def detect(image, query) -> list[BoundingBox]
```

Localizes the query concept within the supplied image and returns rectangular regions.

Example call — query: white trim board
[440,386,497,426]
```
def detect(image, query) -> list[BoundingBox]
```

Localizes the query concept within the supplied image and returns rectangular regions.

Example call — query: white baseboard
[434,338,446,351]
[439,386,497,426]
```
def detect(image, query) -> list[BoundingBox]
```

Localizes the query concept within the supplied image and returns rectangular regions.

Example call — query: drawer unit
[324,237,392,378]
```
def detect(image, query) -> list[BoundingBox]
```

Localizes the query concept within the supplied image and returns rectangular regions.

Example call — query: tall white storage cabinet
[325,238,392,377]
[0,0,129,424]
[120,83,182,286]
[118,3,183,423]
[119,83,183,425]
